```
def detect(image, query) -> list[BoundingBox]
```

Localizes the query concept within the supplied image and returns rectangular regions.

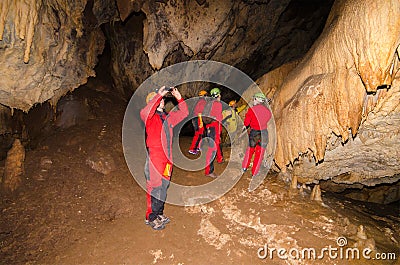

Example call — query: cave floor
[0,90,399,265]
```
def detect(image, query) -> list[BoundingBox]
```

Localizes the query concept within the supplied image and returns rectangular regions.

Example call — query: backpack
[201,98,216,125]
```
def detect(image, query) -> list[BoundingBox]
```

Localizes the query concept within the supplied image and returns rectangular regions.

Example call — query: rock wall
[104,12,154,98]
[0,0,332,110]
[0,0,105,111]
[1,1,398,191]
[109,0,333,98]
[293,75,400,186]
[253,0,400,185]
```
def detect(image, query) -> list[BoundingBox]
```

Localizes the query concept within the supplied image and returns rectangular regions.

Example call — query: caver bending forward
[140,86,188,230]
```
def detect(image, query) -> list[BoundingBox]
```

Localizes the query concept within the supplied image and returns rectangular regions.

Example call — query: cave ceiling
[0,0,333,110]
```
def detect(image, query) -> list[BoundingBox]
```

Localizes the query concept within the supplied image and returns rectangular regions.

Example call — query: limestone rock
[272,0,400,167]
[109,0,333,99]
[291,76,400,186]
[0,0,105,111]
[54,94,91,130]
[2,138,25,192]
[1,0,332,111]
[310,184,322,201]
[3,0,399,191]
[290,175,298,189]
[245,0,400,186]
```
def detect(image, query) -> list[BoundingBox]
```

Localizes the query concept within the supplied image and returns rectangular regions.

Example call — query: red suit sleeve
[166,98,189,127]
[244,107,254,127]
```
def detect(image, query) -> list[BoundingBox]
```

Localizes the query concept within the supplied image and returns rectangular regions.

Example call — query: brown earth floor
[0,90,399,265]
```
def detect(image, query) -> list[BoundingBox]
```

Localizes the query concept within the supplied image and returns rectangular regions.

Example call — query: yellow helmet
[198,90,207,96]
[146,92,157,103]
[229,100,236,107]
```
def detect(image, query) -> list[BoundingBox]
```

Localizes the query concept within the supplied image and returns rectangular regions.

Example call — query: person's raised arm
[168,87,189,126]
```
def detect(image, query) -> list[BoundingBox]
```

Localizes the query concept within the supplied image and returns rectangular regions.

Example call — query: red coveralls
[242,104,272,176]
[189,97,207,152]
[203,100,223,175]
[140,94,188,222]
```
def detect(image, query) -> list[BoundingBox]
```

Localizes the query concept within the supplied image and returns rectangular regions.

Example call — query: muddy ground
[0,89,399,265]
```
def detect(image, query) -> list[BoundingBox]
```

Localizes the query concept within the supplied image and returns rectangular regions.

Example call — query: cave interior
[0,0,399,263]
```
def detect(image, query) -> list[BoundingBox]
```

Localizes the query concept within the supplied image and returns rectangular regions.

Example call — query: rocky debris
[99,195,134,221]
[198,218,232,250]
[86,153,115,175]
[39,156,53,170]
[149,249,165,264]
[184,175,398,262]
[2,139,25,192]
[354,225,376,252]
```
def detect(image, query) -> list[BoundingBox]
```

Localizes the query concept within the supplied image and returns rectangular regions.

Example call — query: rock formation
[0,0,105,111]
[252,0,400,190]
[1,0,399,196]
[2,138,25,191]
[0,0,332,111]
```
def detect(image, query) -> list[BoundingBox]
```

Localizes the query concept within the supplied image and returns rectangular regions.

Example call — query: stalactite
[0,0,41,63]
[0,0,12,40]
[268,0,400,170]
[23,0,40,63]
